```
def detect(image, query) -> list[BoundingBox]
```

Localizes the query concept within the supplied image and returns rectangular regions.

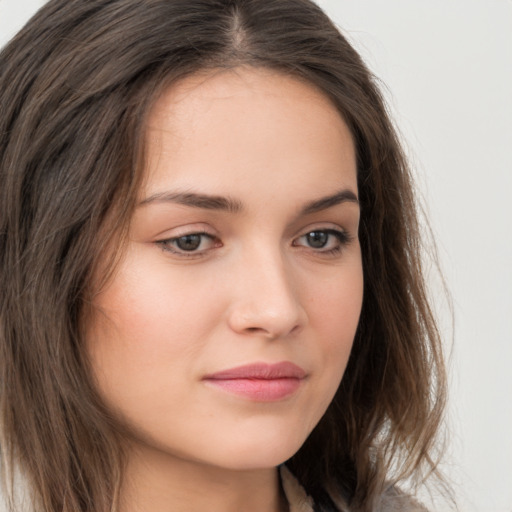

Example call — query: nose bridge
[227,243,306,338]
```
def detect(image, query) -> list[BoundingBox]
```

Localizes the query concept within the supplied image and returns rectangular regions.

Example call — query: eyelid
[152,221,216,239]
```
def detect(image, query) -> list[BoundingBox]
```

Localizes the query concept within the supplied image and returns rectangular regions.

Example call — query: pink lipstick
[203,362,306,401]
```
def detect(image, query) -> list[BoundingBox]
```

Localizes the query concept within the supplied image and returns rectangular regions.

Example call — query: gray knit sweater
[280,466,429,512]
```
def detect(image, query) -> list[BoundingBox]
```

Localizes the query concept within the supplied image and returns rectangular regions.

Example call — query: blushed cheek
[317,271,363,380]
[85,268,218,394]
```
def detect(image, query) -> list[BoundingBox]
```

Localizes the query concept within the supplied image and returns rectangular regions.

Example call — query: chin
[202,426,309,471]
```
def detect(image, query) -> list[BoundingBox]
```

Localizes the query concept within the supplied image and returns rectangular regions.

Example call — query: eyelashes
[156,231,220,256]
[292,229,352,255]
[156,228,353,259]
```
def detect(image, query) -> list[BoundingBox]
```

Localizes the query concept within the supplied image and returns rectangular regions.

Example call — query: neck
[119,445,288,512]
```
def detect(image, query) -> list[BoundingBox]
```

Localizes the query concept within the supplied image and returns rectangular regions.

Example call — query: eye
[156,232,219,256]
[294,229,351,254]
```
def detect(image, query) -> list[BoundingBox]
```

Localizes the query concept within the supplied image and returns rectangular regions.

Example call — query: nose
[226,248,307,339]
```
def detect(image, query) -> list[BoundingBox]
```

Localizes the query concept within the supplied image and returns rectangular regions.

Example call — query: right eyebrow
[138,191,243,214]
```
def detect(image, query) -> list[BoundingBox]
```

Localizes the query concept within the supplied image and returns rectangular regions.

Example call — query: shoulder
[377,486,429,512]
[280,466,429,512]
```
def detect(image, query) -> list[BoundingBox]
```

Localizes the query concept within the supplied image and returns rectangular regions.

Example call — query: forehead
[142,66,357,202]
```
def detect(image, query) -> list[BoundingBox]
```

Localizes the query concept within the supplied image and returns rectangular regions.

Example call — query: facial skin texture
[86,67,363,512]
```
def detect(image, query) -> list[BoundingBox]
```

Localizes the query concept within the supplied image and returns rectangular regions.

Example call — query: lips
[203,362,306,401]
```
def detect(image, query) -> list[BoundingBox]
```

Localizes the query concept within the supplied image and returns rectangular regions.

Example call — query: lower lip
[204,378,302,401]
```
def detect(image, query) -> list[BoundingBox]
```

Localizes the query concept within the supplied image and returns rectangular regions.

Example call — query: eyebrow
[138,189,358,215]
[300,189,359,215]
[139,191,243,213]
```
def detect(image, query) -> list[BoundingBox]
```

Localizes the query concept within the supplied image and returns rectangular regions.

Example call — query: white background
[1,1,511,511]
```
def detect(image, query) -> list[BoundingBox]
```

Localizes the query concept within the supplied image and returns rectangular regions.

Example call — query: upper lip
[204,361,306,380]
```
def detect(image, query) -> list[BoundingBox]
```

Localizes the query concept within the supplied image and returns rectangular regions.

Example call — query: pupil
[177,234,201,251]
[307,231,328,248]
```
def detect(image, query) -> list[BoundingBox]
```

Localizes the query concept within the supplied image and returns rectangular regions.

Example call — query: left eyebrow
[300,189,359,215]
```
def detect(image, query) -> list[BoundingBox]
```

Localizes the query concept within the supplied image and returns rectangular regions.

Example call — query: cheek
[91,250,220,350]
[307,259,363,351]
[298,259,363,423]
[85,252,216,414]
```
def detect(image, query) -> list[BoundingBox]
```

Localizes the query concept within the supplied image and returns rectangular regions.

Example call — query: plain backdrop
[1,1,511,511]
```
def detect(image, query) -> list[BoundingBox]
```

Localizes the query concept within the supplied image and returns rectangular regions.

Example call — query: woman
[0,1,447,511]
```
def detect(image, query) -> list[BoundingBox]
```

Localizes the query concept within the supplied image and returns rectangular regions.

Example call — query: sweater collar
[280,466,315,512]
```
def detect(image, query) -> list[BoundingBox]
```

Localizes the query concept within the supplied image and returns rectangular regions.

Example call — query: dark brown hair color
[0,1,446,511]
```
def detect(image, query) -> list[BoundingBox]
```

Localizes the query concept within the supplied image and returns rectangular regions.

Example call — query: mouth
[202,362,306,402]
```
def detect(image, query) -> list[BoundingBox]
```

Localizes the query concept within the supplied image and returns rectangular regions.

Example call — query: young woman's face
[87,67,363,471]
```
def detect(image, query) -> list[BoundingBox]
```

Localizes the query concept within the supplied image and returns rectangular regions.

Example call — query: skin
[86,67,363,512]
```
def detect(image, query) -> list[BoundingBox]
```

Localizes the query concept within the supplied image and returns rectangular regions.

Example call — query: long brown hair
[0,1,447,511]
